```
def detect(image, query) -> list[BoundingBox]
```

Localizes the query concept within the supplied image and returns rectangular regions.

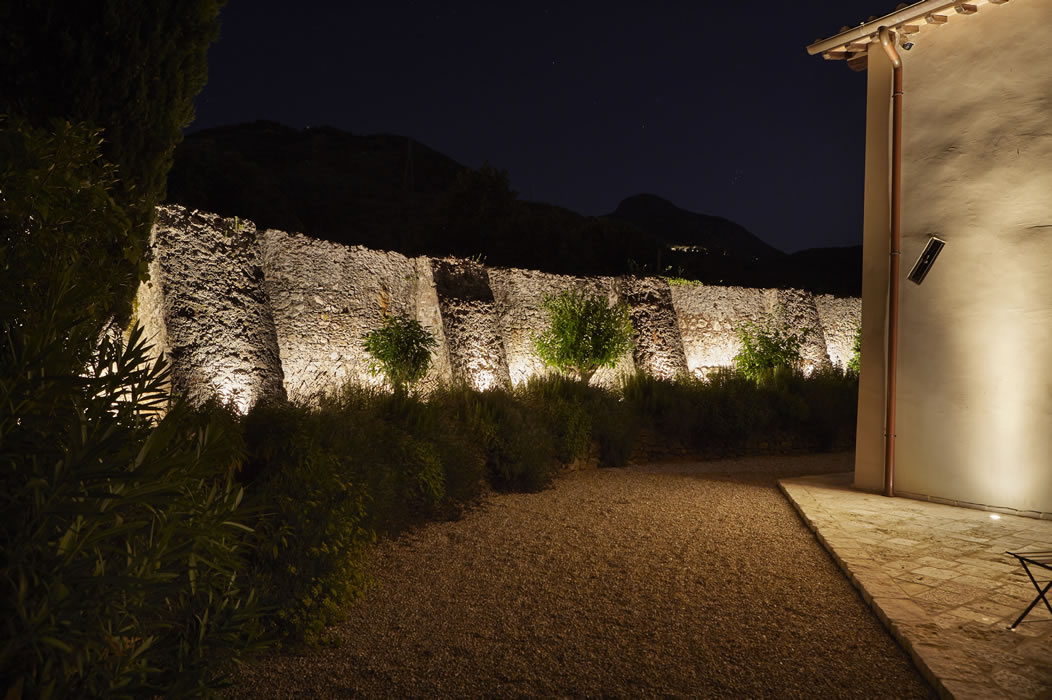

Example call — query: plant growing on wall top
[363,314,439,393]
[532,289,634,385]
[733,311,808,383]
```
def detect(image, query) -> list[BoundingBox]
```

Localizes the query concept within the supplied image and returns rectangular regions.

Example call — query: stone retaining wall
[139,205,861,408]
[138,206,286,410]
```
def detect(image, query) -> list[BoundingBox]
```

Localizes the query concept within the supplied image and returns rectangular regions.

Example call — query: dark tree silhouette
[0,1,227,320]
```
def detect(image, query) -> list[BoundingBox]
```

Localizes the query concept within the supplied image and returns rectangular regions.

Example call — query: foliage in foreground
[532,289,634,385]
[1,119,261,697]
[1,319,261,698]
[0,118,135,357]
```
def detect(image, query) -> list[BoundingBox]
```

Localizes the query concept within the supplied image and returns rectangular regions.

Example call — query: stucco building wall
[855,43,895,492]
[859,1,1052,514]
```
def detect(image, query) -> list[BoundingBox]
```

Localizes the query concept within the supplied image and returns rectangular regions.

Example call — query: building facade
[811,0,1052,516]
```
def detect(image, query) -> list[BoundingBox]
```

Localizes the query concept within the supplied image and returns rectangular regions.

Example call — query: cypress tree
[0,1,227,321]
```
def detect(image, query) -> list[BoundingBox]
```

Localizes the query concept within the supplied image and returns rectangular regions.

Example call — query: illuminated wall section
[431,259,511,391]
[893,0,1052,514]
[488,268,637,387]
[144,205,286,411]
[815,295,862,373]
[260,230,452,402]
[670,285,836,378]
[776,289,834,374]
[620,277,689,380]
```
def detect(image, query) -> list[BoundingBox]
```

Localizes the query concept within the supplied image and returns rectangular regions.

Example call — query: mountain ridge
[167,121,860,295]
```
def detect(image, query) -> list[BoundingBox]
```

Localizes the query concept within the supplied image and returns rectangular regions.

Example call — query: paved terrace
[781,474,1052,700]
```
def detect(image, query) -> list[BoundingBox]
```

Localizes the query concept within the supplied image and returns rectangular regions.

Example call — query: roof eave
[807,0,1002,58]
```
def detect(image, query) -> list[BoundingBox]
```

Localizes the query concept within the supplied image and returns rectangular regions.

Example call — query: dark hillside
[167,122,860,295]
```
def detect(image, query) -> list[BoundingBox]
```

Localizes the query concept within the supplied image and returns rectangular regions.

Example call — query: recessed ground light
[990,514,1001,520]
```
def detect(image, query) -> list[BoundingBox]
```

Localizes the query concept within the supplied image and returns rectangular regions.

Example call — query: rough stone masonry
[137,205,861,408]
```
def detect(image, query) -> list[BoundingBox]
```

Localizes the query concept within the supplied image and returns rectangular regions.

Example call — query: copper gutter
[878,26,902,498]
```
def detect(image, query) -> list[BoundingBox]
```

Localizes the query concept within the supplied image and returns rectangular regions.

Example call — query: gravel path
[232,453,935,698]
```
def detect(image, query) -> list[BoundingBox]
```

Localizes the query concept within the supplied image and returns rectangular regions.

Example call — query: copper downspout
[878,26,902,498]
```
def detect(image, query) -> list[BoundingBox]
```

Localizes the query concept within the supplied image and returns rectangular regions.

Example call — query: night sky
[190,1,905,254]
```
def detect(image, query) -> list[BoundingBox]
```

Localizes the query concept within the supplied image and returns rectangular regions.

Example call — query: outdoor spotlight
[907,236,945,285]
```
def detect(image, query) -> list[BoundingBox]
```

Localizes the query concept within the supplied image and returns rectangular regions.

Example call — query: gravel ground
[232,453,935,698]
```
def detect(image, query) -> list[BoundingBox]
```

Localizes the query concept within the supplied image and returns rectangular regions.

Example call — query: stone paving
[780,473,1052,699]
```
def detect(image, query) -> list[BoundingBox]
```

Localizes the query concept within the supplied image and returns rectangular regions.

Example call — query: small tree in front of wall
[732,312,808,383]
[532,289,634,385]
[363,314,438,393]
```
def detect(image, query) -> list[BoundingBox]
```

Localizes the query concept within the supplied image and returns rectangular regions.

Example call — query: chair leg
[1008,579,1052,630]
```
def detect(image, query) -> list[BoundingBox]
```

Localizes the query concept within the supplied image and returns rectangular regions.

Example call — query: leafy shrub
[362,314,438,393]
[733,312,808,383]
[622,368,857,457]
[0,117,135,363]
[847,323,862,375]
[434,385,559,492]
[241,401,373,645]
[1,321,262,697]
[532,289,633,385]
[787,367,859,450]
[517,375,593,464]
[317,385,480,528]
[590,396,638,467]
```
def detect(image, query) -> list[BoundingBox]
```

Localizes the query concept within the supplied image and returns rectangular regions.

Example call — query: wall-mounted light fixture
[907,236,945,285]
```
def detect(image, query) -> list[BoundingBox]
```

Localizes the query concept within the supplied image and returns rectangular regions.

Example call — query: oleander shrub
[1,319,263,697]
[1,118,261,697]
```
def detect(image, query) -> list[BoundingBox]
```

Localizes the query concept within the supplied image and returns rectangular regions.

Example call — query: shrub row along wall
[138,205,861,407]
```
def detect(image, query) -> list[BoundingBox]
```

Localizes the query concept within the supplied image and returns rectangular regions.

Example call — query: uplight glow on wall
[211,375,256,415]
